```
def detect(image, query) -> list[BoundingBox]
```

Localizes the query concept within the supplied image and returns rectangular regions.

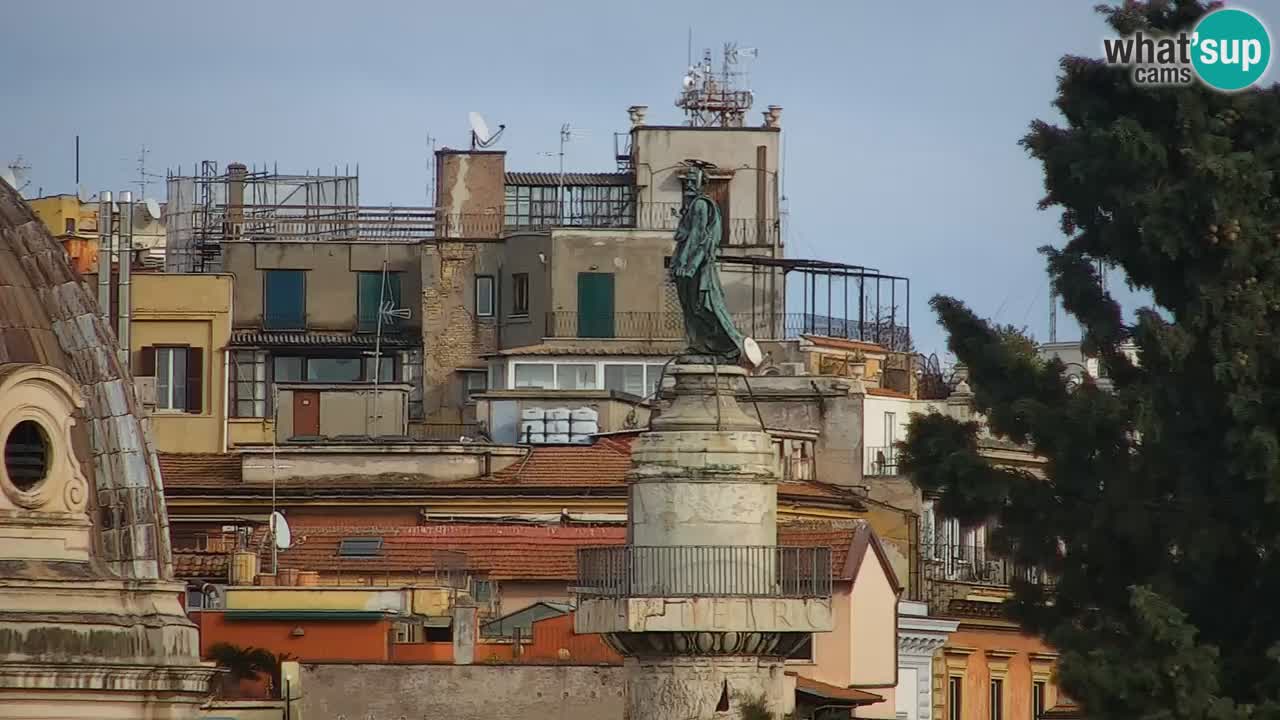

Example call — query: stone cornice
[0,662,218,694]
[899,632,949,657]
[899,616,960,635]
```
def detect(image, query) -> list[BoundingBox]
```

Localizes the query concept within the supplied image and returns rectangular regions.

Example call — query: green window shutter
[357,272,380,332]
[358,272,402,332]
[577,272,615,338]
[264,270,305,330]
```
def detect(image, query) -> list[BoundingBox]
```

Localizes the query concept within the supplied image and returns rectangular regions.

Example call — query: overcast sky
[5,1,1274,355]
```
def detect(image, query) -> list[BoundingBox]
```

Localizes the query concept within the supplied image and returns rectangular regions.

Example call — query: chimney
[762,105,783,129]
[226,162,247,240]
[628,105,648,128]
[117,191,133,369]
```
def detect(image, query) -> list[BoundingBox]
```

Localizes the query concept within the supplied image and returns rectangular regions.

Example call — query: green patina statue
[670,163,748,363]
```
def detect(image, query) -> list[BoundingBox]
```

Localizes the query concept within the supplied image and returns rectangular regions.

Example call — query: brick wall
[422,241,498,420]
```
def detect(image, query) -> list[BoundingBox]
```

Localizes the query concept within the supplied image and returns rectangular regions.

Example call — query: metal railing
[923,543,1048,587]
[576,545,832,599]
[635,201,780,246]
[545,311,684,340]
[411,422,487,442]
[864,446,900,476]
[237,204,437,242]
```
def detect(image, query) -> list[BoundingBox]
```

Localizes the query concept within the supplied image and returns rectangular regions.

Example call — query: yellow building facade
[130,273,233,453]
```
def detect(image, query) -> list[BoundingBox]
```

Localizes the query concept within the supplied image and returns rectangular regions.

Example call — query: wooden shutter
[137,346,157,376]
[185,348,203,413]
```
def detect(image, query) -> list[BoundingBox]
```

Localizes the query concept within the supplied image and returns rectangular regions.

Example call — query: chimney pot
[763,105,783,129]
[628,105,649,128]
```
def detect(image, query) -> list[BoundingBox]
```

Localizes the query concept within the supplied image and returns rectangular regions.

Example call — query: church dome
[0,179,171,580]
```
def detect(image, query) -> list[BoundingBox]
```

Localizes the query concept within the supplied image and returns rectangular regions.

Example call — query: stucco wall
[131,273,232,453]
[499,580,572,616]
[938,630,1059,720]
[548,228,674,316]
[299,663,625,720]
[499,231,553,348]
[223,241,422,332]
[848,544,898,690]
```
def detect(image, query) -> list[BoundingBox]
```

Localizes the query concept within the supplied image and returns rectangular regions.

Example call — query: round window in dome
[4,420,50,493]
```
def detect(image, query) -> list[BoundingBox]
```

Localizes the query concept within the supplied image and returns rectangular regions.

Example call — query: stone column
[577,363,833,720]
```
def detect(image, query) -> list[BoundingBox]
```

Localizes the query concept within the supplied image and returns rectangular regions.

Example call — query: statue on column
[670,161,760,366]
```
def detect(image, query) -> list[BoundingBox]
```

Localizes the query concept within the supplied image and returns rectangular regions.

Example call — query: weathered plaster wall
[299,663,625,720]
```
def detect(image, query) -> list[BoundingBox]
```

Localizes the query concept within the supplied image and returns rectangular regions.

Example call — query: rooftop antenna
[4,156,31,195]
[368,237,412,437]
[675,42,757,127]
[469,112,507,150]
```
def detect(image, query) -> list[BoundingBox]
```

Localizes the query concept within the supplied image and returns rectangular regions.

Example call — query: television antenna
[675,42,758,127]
[469,112,507,149]
[4,156,31,193]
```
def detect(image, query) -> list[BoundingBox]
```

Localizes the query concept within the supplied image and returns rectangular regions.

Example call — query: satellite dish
[144,198,161,220]
[469,112,491,144]
[742,337,763,369]
[0,169,14,189]
[270,511,292,550]
[469,111,506,149]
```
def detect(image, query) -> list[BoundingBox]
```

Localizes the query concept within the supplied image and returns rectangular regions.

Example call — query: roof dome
[0,179,171,580]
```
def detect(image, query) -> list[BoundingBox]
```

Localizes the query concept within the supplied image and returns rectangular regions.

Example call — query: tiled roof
[158,453,242,487]
[229,331,420,348]
[173,550,230,579]
[277,524,627,580]
[485,341,684,357]
[267,522,872,581]
[789,673,883,705]
[492,436,634,486]
[158,440,862,508]
[505,172,632,187]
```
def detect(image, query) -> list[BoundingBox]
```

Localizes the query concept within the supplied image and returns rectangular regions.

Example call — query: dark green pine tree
[901,2,1280,718]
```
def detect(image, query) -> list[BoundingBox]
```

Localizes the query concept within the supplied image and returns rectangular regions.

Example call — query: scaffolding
[165,162,436,273]
[721,255,913,352]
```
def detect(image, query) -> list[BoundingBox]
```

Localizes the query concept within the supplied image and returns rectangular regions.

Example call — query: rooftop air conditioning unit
[134,376,156,408]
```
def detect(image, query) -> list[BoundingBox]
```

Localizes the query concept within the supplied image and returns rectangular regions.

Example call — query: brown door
[705,178,731,246]
[293,391,321,437]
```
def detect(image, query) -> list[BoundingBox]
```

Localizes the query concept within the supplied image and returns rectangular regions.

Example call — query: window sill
[507,314,530,323]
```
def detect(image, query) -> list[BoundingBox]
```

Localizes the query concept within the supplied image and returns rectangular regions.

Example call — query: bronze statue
[670,163,754,364]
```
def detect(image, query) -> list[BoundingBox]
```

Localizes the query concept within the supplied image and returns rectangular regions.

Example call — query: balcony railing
[780,456,815,482]
[865,446,900,476]
[923,543,1048,587]
[576,545,832,599]
[542,311,895,343]
[635,201,780,246]
[410,422,488,442]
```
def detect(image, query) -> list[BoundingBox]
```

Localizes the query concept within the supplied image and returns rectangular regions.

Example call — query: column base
[625,655,789,720]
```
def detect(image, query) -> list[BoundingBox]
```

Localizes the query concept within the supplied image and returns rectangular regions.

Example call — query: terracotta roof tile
[267,522,869,582]
[158,453,243,487]
[790,673,883,705]
[866,387,912,399]
[173,551,230,579]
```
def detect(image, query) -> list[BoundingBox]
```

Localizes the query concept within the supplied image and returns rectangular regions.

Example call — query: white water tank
[545,433,571,444]
[546,407,571,421]
[522,407,546,420]
[570,407,599,422]
[545,419,571,434]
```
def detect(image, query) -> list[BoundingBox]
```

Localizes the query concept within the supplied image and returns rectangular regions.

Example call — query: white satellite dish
[469,112,491,144]
[0,169,14,189]
[742,337,763,369]
[144,198,161,220]
[270,511,291,550]
[469,111,506,149]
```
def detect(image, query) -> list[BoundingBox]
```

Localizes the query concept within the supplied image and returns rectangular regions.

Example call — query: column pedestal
[625,656,788,720]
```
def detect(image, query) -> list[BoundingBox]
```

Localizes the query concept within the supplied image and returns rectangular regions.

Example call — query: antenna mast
[675,42,757,127]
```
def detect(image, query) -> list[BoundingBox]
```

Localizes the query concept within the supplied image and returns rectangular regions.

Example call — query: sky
[3,1,1275,356]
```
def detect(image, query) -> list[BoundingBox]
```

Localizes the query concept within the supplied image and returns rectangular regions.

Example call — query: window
[472,579,494,603]
[1033,682,1046,720]
[558,364,597,390]
[64,217,76,234]
[514,364,555,389]
[156,347,189,411]
[462,370,488,404]
[185,587,205,611]
[139,345,202,413]
[231,350,267,417]
[504,184,634,229]
[365,355,396,383]
[338,537,383,557]
[307,357,363,382]
[511,273,530,316]
[949,677,963,720]
[785,634,813,662]
[476,275,495,317]
[273,356,304,382]
[990,679,1004,720]
[358,271,402,332]
[604,364,647,396]
[884,411,897,446]
[264,270,306,330]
